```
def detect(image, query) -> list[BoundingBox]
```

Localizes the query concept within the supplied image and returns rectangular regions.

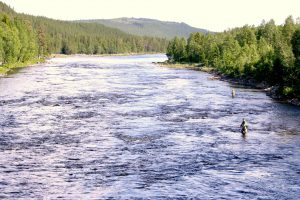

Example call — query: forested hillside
[80,18,208,39]
[22,15,168,55]
[0,2,168,72]
[167,17,300,100]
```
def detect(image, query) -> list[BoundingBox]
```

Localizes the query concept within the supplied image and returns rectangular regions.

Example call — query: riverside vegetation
[0,2,167,74]
[166,17,300,102]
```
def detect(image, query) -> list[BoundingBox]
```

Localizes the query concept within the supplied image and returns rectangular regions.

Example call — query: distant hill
[79,18,209,39]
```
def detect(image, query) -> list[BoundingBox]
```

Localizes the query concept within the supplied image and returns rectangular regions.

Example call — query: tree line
[167,17,300,99]
[0,2,168,68]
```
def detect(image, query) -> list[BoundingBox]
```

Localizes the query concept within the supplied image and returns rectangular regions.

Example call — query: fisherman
[240,118,248,134]
[232,89,236,98]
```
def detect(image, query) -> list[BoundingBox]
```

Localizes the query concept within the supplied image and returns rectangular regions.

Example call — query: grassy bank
[0,58,45,76]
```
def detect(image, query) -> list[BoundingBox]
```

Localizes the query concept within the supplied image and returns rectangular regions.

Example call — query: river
[0,54,299,199]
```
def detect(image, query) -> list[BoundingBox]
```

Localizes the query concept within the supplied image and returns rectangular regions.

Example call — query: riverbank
[0,58,45,77]
[156,61,300,106]
[50,52,162,58]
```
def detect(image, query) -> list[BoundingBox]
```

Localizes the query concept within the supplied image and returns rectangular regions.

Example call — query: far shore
[50,52,163,58]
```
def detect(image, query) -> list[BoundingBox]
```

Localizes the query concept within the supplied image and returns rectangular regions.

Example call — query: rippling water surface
[0,54,299,199]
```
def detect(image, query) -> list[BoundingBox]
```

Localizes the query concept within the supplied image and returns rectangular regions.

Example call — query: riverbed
[0,54,299,199]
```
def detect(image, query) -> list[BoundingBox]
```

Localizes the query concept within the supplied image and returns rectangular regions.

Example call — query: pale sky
[1,0,300,32]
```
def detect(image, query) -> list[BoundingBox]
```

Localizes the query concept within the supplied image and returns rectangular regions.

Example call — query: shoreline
[0,58,45,77]
[50,52,163,58]
[156,61,300,107]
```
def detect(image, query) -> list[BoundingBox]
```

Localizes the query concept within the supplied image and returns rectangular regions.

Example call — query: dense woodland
[167,17,300,99]
[0,2,167,69]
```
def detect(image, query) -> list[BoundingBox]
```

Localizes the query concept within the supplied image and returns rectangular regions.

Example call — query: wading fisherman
[240,118,248,134]
[232,89,236,98]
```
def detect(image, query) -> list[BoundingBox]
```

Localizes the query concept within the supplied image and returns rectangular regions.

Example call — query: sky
[1,0,300,32]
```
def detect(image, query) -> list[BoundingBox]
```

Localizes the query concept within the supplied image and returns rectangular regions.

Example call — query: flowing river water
[0,54,299,199]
